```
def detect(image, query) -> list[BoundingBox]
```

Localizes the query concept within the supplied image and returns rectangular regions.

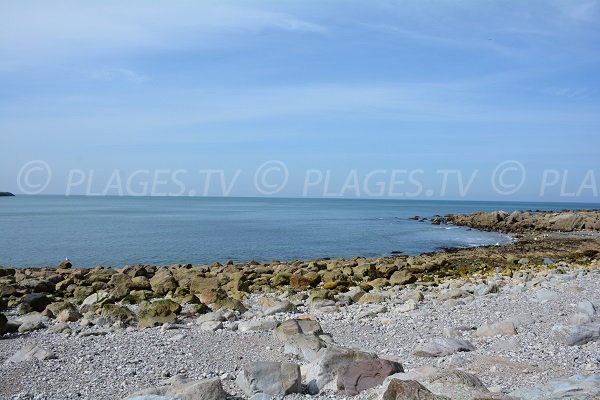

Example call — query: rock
[302,345,378,394]
[212,297,247,313]
[357,293,387,304]
[275,319,330,361]
[397,299,418,313]
[382,367,494,400]
[236,362,301,396]
[389,270,417,286]
[125,378,226,400]
[476,321,516,337]
[58,260,72,269]
[290,272,321,289]
[509,374,600,399]
[382,379,448,400]
[138,300,181,329]
[82,291,110,306]
[18,312,46,333]
[44,301,77,318]
[275,319,323,339]
[413,338,475,357]
[57,308,83,323]
[576,300,596,316]
[552,324,600,346]
[5,344,56,363]
[357,305,387,320]
[149,269,178,296]
[534,289,560,303]
[337,359,404,396]
[259,299,295,316]
[437,289,469,301]
[0,312,7,334]
[199,321,223,331]
[19,293,52,313]
[102,304,136,324]
[238,319,279,333]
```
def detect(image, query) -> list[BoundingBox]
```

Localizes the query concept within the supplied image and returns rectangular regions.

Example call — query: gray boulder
[302,345,378,394]
[552,324,600,346]
[576,300,596,317]
[510,374,600,399]
[124,378,226,400]
[381,367,499,400]
[236,362,301,397]
[17,312,46,333]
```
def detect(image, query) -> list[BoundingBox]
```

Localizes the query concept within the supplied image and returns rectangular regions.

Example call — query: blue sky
[1,0,599,201]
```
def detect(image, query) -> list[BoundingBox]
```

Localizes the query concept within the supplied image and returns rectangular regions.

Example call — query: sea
[0,196,597,268]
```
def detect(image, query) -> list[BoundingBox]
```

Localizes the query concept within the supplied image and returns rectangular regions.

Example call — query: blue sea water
[0,196,597,267]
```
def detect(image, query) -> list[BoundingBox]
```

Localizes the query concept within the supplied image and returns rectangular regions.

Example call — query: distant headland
[0,192,15,196]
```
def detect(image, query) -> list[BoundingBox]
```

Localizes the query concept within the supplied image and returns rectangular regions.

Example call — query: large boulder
[337,359,404,396]
[381,367,496,400]
[236,362,302,397]
[125,378,226,400]
[19,293,51,314]
[275,319,330,361]
[102,304,136,325]
[149,269,178,296]
[552,324,600,346]
[302,345,378,394]
[138,300,181,329]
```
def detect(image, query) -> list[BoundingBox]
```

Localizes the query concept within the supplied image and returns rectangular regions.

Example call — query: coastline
[1,209,600,399]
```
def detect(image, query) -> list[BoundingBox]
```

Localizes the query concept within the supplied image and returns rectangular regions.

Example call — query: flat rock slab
[5,344,56,364]
[510,374,600,399]
[124,378,226,400]
[337,359,404,396]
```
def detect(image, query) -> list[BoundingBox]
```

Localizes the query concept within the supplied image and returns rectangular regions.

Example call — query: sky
[1,0,599,201]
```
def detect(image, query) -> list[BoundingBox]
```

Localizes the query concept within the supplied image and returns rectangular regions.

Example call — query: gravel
[2,261,600,399]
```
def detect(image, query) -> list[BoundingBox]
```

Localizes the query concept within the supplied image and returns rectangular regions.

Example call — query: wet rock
[337,359,404,396]
[236,361,301,396]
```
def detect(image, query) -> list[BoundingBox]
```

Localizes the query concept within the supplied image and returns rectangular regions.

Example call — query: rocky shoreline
[1,210,600,399]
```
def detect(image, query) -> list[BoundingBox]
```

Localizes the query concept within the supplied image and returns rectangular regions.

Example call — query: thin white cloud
[0,1,324,70]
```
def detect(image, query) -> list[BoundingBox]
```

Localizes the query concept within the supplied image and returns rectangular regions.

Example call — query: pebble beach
[1,210,600,400]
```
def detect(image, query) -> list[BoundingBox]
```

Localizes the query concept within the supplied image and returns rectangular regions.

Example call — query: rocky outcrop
[0,192,15,197]
[440,210,600,233]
